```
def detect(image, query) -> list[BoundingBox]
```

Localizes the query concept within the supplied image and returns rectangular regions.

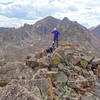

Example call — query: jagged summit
[34,16,60,25]
[61,17,73,26]
[62,17,72,22]
[43,16,58,20]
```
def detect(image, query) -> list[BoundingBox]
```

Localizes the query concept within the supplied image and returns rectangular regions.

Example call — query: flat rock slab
[94,81,100,99]
[92,58,100,64]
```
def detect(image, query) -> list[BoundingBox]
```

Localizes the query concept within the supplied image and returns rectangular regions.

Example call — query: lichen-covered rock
[47,71,58,81]
[52,56,61,65]
[80,60,88,68]
[60,42,71,47]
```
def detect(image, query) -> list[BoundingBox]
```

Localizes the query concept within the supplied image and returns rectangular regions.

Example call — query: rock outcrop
[0,43,100,100]
[25,43,100,100]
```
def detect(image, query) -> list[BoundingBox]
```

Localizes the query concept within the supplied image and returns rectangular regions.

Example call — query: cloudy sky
[0,0,100,28]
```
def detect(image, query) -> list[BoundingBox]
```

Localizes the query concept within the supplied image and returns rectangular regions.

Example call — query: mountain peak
[62,17,70,21]
[34,16,60,26]
[45,16,55,20]
[42,16,61,22]
[61,17,73,26]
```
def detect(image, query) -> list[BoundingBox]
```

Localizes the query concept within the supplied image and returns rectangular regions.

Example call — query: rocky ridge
[0,43,100,100]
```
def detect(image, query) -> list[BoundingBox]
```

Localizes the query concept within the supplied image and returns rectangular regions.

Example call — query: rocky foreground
[0,43,100,100]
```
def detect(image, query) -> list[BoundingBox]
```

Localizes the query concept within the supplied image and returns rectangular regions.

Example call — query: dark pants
[54,37,58,47]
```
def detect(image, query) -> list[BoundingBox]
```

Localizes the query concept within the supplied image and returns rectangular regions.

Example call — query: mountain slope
[89,25,100,50]
[0,16,95,48]
[91,25,100,37]
[31,16,97,53]
[0,24,33,46]
[0,16,100,62]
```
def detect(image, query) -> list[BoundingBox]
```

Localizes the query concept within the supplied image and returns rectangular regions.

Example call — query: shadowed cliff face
[91,25,100,37]
[89,25,100,50]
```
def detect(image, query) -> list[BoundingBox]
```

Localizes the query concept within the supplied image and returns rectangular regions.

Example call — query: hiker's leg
[48,65,51,71]
[57,38,58,47]
[55,38,58,47]
[54,37,56,46]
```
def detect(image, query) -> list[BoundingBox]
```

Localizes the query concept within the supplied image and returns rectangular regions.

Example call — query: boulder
[32,69,48,80]
[97,65,100,81]
[26,56,39,68]
[56,72,68,83]
[92,58,100,65]
[0,76,53,100]
[0,62,35,87]
[58,63,66,70]
[75,76,89,89]
[20,78,52,100]
[38,56,50,68]
[0,80,40,100]
[81,55,94,62]
[73,57,81,65]
[80,92,99,100]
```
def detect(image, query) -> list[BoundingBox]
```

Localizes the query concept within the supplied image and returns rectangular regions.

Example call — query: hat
[53,27,56,30]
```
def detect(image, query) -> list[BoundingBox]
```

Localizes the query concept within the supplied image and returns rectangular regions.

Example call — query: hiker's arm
[51,31,54,34]
[58,31,60,36]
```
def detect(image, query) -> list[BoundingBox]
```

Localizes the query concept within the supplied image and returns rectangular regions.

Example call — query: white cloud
[0,15,38,28]
[0,0,100,28]
[0,0,13,3]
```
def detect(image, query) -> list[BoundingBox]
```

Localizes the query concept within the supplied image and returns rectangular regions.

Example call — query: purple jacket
[51,30,60,38]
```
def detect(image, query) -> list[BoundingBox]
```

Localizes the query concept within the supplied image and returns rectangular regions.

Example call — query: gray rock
[56,72,68,83]
[80,93,99,100]
[92,58,100,64]
[0,62,35,87]
[0,80,40,100]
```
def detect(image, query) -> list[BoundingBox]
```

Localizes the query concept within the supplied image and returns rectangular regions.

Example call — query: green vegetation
[0,60,6,67]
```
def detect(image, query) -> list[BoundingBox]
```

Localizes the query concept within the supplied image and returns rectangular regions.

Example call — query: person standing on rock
[51,28,60,48]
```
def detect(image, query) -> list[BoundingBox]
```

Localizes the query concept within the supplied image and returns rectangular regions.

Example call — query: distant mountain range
[0,16,100,61]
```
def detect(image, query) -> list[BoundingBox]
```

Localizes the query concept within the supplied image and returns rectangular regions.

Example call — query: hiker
[51,28,60,48]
